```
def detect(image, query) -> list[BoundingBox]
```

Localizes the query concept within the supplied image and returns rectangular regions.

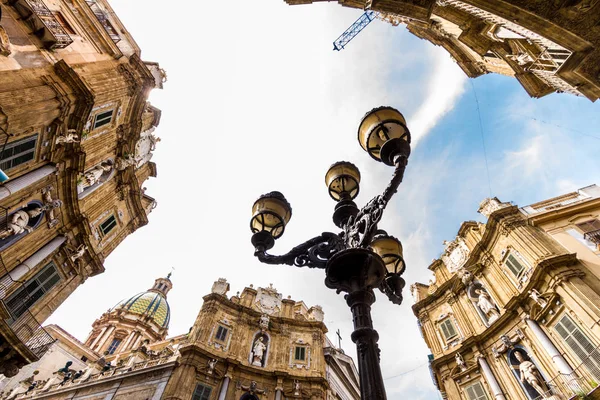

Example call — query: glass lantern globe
[370,231,406,275]
[325,161,361,201]
[250,191,292,239]
[357,106,411,165]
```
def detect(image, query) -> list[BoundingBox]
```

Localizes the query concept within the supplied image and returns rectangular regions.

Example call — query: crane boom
[333,11,379,51]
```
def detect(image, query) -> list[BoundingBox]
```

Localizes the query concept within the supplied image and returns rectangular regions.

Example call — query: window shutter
[440,320,450,339]
[577,220,600,233]
[505,254,524,277]
[555,315,600,371]
[465,382,488,400]
[192,384,212,400]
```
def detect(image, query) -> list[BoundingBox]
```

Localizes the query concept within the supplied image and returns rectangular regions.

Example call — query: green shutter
[465,382,488,400]
[505,254,524,277]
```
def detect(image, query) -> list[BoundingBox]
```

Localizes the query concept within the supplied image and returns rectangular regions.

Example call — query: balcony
[8,0,73,49]
[85,0,120,43]
[534,346,600,400]
[0,254,55,377]
[584,229,600,246]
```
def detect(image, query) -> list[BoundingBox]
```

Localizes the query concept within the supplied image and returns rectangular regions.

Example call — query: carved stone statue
[42,187,62,226]
[455,353,467,371]
[69,244,88,263]
[207,359,217,375]
[0,207,43,239]
[475,289,500,322]
[458,269,473,287]
[293,380,301,396]
[115,154,139,171]
[259,314,270,331]
[55,129,80,145]
[529,289,548,308]
[251,337,267,366]
[80,162,113,190]
[515,352,549,397]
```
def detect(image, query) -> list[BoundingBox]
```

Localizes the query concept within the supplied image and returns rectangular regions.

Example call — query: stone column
[217,377,230,400]
[478,355,507,400]
[525,318,573,375]
[95,325,115,352]
[121,330,136,351]
[90,326,108,349]
[0,165,57,200]
[275,377,284,400]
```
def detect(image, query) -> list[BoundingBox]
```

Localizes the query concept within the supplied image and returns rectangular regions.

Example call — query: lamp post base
[325,248,387,400]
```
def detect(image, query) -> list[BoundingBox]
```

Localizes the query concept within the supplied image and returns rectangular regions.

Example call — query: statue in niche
[515,351,550,398]
[79,161,113,190]
[69,244,88,263]
[475,288,500,323]
[0,207,43,239]
[251,336,267,367]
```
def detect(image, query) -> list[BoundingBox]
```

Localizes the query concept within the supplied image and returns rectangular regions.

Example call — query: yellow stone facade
[282,0,600,101]
[0,0,163,377]
[0,279,360,400]
[412,185,600,400]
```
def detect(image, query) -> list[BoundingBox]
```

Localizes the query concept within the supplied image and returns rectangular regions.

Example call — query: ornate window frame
[436,313,463,350]
[208,318,233,352]
[499,248,531,289]
[289,338,311,370]
[82,101,122,140]
[460,378,490,400]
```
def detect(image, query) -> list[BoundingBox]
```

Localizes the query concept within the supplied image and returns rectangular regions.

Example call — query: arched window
[0,201,45,251]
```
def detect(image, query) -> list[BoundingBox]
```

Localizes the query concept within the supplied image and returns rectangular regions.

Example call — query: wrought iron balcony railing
[85,0,121,43]
[8,0,73,49]
[533,346,600,400]
[7,309,55,358]
[584,229,600,245]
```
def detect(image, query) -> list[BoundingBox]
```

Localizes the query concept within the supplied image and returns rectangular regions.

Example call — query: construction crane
[333,10,379,51]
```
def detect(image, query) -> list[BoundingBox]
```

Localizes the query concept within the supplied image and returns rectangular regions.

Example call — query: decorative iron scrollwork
[255,232,343,269]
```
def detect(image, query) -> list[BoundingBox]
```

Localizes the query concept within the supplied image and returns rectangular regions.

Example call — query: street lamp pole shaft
[347,290,387,400]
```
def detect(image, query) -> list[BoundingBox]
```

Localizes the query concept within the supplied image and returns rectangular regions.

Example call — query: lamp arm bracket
[343,158,408,249]
[254,232,343,269]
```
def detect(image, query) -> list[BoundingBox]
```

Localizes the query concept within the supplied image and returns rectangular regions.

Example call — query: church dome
[114,290,170,328]
[112,275,173,329]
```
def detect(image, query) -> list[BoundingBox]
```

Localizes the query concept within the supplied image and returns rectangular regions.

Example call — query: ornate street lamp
[250,106,411,400]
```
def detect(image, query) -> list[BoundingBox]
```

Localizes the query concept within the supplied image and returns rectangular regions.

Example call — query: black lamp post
[249,106,411,400]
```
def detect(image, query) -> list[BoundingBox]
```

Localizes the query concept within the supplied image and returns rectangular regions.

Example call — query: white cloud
[409,48,467,145]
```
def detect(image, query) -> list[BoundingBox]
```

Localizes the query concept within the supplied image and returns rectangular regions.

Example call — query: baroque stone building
[412,184,600,400]
[0,0,164,378]
[0,278,360,400]
[283,0,600,101]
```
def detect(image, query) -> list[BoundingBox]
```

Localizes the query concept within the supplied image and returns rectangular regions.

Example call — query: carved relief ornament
[441,237,470,273]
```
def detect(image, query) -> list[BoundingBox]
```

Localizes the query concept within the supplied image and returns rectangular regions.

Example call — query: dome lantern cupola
[148,273,173,297]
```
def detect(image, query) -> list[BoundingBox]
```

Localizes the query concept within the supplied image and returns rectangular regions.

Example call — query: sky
[47,0,600,398]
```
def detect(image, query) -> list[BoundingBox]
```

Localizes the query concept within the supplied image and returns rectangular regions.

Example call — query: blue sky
[46,1,600,398]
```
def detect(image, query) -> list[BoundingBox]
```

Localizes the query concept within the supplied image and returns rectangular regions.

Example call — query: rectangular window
[192,383,212,400]
[295,346,306,361]
[439,318,458,341]
[99,215,117,237]
[464,382,489,400]
[93,109,114,129]
[505,254,525,277]
[567,228,598,251]
[577,220,600,246]
[5,263,61,319]
[53,12,75,34]
[107,338,121,354]
[0,135,37,171]
[215,325,228,342]
[554,315,600,370]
